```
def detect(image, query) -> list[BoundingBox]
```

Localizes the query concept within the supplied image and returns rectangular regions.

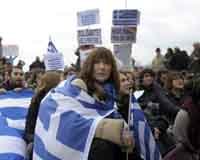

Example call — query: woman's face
[126,73,135,87]
[119,73,131,95]
[142,73,154,87]
[93,60,112,83]
[172,77,184,89]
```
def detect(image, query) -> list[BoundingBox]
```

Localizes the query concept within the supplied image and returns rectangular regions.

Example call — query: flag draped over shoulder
[33,76,115,160]
[130,96,162,160]
[0,89,34,160]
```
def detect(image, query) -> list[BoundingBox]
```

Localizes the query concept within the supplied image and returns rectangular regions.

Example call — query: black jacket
[24,89,47,143]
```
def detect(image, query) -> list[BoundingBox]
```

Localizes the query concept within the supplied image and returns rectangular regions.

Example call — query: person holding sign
[74,44,95,70]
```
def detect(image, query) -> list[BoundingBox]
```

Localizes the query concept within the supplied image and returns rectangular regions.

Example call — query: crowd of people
[0,42,199,160]
[151,42,200,73]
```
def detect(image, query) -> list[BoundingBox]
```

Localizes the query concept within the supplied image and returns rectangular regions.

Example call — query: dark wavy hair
[79,47,120,97]
[139,68,155,89]
[165,72,184,91]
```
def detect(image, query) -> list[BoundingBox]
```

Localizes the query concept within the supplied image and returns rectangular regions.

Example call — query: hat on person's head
[44,39,64,71]
[155,48,161,53]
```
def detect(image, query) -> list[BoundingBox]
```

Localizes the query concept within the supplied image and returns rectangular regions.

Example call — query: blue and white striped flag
[0,89,34,160]
[33,76,115,160]
[47,37,58,53]
[130,96,162,160]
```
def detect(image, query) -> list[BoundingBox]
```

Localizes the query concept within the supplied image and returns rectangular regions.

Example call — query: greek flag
[0,89,34,160]
[130,96,162,160]
[47,37,58,53]
[33,76,115,160]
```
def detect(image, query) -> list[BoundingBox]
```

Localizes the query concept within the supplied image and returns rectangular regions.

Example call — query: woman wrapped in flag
[33,47,134,160]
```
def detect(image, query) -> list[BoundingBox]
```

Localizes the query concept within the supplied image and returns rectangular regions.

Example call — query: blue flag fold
[33,76,115,160]
[0,89,34,160]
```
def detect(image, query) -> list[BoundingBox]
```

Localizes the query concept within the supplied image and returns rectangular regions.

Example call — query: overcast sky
[0,0,199,70]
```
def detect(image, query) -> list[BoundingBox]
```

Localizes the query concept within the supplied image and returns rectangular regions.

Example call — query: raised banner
[113,43,132,69]
[77,9,100,26]
[77,29,102,45]
[112,9,140,26]
[111,26,137,43]
[3,45,19,57]
[44,39,64,71]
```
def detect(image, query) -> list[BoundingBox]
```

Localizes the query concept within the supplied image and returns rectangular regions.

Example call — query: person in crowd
[17,60,26,69]
[24,71,62,159]
[0,65,27,92]
[152,48,165,71]
[182,71,194,86]
[63,65,78,79]
[26,69,45,91]
[189,42,200,73]
[138,69,179,116]
[0,57,6,75]
[166,72,186,107]
[190,42,200,61]
[2,71,11,84]
[156,69,168,88]
[125,70,135,90]
[74,45,95,70]
[34,47,134,160]
[169,48,190,71]
[3,59,13,74]
[164,77,200,160]
[164,48,174,69]
[71,47,134,160]
[29,56,45,72]
[138,68,178,155]
[0,59,12,85]
[133,66,144,89]
[117,71,143,160]
[117,71,133,122]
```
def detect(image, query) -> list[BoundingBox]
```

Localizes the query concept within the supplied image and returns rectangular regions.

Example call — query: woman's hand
[121,128,135,149]
[0,88,7,94]
[14,87,23,92]
[154,127,161,140]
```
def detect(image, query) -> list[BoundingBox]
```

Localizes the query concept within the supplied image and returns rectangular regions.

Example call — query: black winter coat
[24,90,47,143]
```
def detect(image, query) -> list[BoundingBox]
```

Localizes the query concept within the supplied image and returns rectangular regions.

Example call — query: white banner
[3,45,19,57]
[111,26,137,43]
[113,44,132,70]
[44,52,64,71]
[77,9,100,26]
[77,29,102,45]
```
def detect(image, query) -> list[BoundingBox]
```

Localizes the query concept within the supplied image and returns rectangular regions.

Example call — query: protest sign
[112,9,140,26]
[3,45,19,57]
[111,26,137,43]
[77,9,100,26]
[77,29,102,45]
[113,43,132,69]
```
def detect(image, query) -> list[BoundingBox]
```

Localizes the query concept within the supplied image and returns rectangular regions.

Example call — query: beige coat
[71,78,134,148]
[173,110,199,160]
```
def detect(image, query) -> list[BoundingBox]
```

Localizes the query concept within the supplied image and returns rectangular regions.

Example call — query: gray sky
[0,0,199,70]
